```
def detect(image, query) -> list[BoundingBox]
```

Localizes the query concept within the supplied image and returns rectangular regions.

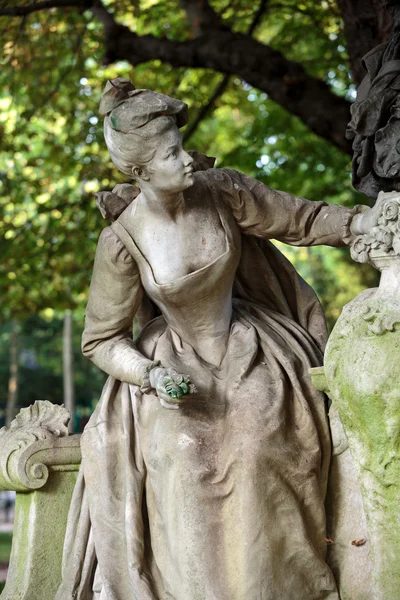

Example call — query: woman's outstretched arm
[213,168,371,247]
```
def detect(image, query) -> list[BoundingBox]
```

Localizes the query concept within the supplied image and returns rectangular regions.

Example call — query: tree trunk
[1,0,374,153]
[104,25,353,154]
[337,0,393,85]
[6,319,19,427]
[63,309,75,433]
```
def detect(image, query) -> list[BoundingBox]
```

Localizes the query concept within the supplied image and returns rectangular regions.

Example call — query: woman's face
[144,126,194,193]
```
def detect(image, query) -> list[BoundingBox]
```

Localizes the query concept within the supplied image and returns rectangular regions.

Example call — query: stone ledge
[0,401,82,492]
[0,401,82,600]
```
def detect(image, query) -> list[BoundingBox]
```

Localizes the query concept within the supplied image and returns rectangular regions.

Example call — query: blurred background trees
[0,0,390,427]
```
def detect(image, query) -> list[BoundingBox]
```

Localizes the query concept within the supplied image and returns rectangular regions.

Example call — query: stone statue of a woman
[56,78,378,600]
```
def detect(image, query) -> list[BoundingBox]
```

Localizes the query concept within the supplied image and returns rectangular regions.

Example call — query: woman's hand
[350,206,378,236]
[350,198,391,237]
[149,366,196,410]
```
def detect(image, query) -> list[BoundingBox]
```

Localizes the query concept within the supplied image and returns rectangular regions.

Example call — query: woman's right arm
[82,227,195,407]
[81,227,158,388]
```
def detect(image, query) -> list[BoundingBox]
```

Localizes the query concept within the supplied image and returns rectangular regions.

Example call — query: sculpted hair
[99,78,188,177]
[104,114,177,176]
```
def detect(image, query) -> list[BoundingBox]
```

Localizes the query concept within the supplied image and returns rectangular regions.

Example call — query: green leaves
[0,0,376,325]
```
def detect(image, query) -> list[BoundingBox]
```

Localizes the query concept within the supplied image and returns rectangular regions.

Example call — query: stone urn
[324,192,400,600]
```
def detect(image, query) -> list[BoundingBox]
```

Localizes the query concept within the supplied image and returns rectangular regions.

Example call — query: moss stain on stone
[325,297,400,599]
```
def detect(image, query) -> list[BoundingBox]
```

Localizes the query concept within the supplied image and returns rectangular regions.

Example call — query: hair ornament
[99,77,136,116]
[99,78,189,133]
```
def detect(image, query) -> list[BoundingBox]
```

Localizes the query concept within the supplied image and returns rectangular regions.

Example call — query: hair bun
[100,79,188,134]
[99,77,136,116]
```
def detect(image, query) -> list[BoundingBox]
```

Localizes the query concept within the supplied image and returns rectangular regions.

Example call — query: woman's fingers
[149,365,196,409]
[157,390,181,410]
[164,379,183,398]
[159,397,180,410]
[163,370,196,399]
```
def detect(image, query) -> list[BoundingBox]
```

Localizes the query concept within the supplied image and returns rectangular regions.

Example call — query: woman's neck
[139,186,185,220]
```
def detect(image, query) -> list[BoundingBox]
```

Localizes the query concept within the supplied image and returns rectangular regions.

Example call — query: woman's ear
[132,166,150,181]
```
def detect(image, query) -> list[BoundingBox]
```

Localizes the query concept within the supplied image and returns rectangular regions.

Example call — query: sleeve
[214,168,368,247]
[81,227,159,387]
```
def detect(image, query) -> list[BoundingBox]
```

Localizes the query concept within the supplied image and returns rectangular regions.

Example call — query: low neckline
[117,196,231,288]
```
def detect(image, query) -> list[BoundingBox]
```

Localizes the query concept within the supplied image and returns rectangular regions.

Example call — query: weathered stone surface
[0,401,81,600]
[0,401,72,492]
[324,191,400,599]
[310,368,373,600]
[56,77,379,600]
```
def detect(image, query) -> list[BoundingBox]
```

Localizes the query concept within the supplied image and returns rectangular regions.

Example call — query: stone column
[0,401,81,600]
[313,191,400,600]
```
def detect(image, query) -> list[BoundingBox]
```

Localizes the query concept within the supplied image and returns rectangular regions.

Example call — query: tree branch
[0,0,84,17]
[108,26,352,153]
[183,74,230,143]
[0,0,353,153]
[248,0,269,35]
[90,0,117,34]
[337,0,393,85]
[183,0,270,144]
[179,0,225,36]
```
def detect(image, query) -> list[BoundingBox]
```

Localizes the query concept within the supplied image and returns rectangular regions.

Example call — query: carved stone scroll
[0,401,78,492]
[0,401,82,600]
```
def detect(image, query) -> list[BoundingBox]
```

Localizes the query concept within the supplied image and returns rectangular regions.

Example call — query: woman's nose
[183,151,193,167]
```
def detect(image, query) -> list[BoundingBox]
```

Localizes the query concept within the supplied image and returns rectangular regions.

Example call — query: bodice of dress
[82,167,364,387]
[114,194,242,362]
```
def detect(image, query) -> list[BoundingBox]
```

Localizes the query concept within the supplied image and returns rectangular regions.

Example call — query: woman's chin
[158,175,194,194]
[174,175,194,192]
[184,173,195,188]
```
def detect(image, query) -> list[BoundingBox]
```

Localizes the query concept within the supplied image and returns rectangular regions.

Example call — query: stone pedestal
[0,401,81,600]
[323,258,400,599]
[311,368,373,600]
[311,191,400,600]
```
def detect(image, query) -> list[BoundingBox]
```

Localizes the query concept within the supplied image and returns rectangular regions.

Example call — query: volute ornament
[351,191,400,262]
[0,400,70,491]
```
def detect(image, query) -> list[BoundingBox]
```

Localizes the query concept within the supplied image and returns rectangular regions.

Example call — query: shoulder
[192,168,259,200]
[195,168,268,206]
[95,226,137,271]
[193,167,243,186]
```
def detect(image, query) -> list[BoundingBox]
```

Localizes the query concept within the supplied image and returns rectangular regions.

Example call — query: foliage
[0,532,12,565]
[0,314,106,429]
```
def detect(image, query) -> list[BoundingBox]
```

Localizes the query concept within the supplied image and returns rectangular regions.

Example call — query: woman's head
[100,78,192,188]
[104,112,178,175]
